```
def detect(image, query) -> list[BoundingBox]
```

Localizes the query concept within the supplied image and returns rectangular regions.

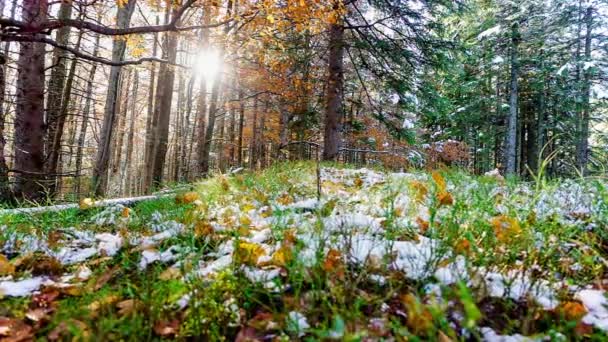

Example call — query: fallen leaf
[0,317,33,342]
[556,301,587,321]
[48,319,90,341]
[116,299,142,316]
[490,215,522,243]
[235,242,266,266]
[194,221,214,237]
[32,288,60,308]
[402,293,433,335]
[175,191,200,204]
[153,319,180,337]
[87,295,120,315]
[437,191,454,206]
[159,267,181,280]
[121,207,131,218]
[25,308,52,323]
[79,198,95,210]
[323,249,345,278]
[276,193,293,205]
[91,266,120,291]
[0,255,15,276]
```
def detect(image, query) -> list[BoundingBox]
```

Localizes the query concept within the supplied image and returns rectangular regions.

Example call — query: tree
[13,0,48,201]
[505,22,520,175]
[92,0,137,196]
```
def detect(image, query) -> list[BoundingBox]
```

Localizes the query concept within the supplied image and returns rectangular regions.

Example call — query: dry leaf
[323,249,345,278]
[402,293,433,335]
[159,267,181,280]
[153,319,180,337]
[79,198,95,210]
[235,242,266,266]
[0,255,15,276]
[121,207,131,218]
[48,319,90,341]
[0,317,33,342]
[490,215,522,243]
[116,299,142,316]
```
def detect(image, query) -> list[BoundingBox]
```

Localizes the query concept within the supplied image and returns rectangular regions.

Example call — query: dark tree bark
[323,16,345,161]
[74,33,100,197]
[45,0,72,162]
[92,0,136,196]
[124,70,139,195]
[505,22,520,175]
[150,8,179,188]
[237,88,245,167]
[47,29,83,196]
[13,0,48,201]
[0,0,17,202]
[576,6,593,175]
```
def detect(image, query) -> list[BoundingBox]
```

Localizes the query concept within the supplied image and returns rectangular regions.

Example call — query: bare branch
[2,34,188,67]
[0,0,233,36]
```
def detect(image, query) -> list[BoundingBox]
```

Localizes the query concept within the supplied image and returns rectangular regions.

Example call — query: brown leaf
[153,319,180,337]
[159,267,181,281]
[48,319,90,341]
[116,299,142,316]
[0,255,15,276]
[92,266,120,291]
[0,317,33,342]
[25,308,52,323]
[235,326,263,342]
[32,288,60,308]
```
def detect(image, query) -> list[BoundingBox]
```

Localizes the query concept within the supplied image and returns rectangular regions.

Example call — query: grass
[0,161,607,340]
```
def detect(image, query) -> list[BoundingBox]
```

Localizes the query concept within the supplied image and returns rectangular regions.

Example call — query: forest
[0,0,607,340]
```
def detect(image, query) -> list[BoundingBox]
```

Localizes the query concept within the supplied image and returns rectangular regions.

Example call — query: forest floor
[1,161,608,341]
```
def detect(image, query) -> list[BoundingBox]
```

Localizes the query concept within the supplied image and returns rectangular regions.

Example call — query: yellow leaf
[79,198,95,210]
[431,171,446,193]
[159,267,181,281]
[490,215,522,242]
[121,207,130,218]
[271,245,293,267]
[235,242,266,266]
[0,255,15,276]
[267,14,275,23]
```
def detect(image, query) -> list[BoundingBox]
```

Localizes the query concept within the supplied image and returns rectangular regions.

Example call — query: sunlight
[193,49,222,85]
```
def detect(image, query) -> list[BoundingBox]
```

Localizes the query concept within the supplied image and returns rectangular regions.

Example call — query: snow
[286,311,310,337]
[478,25,502,39]
[96,233,123,256]
[480,327,540,342]
[575,289,608,331]
[0,277,47,297]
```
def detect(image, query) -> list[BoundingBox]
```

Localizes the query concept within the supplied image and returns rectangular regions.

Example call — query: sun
[193,48,222,86]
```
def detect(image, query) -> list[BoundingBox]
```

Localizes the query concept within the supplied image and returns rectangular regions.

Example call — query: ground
[0,161,607,341]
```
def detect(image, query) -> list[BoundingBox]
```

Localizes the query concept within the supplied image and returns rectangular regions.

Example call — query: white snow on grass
[576,289,608,331]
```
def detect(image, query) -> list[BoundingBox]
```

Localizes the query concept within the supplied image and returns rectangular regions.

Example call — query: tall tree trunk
[47,30,83,196]
[150,8,179,188]
[45,0,72,164]
[237,88,245,167]
[143,15,159,191]
[505,22,520,175]
[250,96,258,169]
[200,0,233,176]
[0,0,17,203]
[92,0,136,196]
[74,33,101,197]
[13,0,48,201]
[323,14,345,161]
[124,70,139,195]
[576,6,593,175]
[112,69,132,185]
[200,72,223,175]
[182,78,194,181]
